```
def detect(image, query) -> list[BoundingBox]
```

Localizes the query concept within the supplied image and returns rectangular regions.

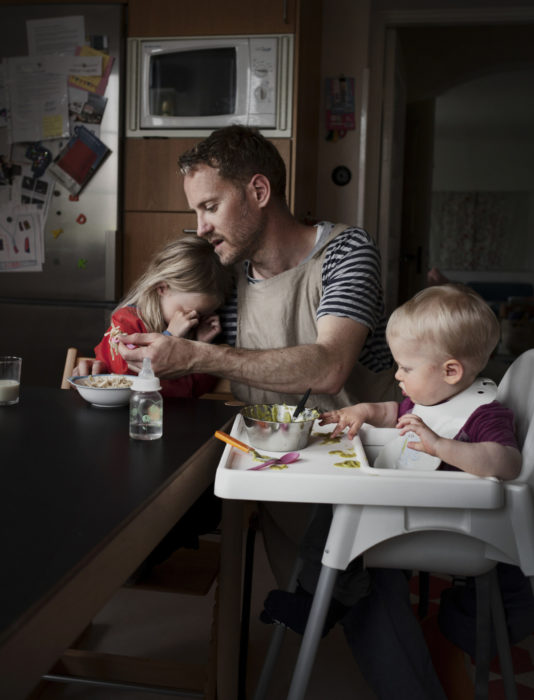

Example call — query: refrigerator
[0,4,124,387]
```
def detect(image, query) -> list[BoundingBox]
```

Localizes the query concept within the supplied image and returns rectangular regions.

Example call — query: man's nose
[196,216,213,238]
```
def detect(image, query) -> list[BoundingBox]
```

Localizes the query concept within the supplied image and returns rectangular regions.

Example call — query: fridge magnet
[47,125,111,196]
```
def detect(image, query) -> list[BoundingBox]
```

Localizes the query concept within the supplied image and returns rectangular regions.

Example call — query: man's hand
[118,333,193,377]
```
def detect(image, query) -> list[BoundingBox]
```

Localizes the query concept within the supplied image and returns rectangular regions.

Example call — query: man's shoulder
[320,222,376,252]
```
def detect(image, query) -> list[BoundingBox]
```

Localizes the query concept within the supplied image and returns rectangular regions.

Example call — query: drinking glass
[0,356,22,406]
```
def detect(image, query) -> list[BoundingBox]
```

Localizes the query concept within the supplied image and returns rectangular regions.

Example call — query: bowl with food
[68,374,133,408]
[240,403,320,452]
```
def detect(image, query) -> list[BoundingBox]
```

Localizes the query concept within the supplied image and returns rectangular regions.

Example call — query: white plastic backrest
[496,349,534,484]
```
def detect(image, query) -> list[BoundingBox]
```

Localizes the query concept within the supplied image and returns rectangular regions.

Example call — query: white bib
[373,377,497,471]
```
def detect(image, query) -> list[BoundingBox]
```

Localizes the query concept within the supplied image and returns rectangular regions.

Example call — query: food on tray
[244,403,319,423]
[84,375,133,389]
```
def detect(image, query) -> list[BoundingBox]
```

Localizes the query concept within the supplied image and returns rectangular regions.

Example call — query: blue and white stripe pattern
[218,222,393,373]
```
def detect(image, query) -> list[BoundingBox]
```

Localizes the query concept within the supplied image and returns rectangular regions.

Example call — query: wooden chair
[50,347,248,698]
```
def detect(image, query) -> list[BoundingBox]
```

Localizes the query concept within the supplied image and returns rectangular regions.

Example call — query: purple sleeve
[459,400,519,449]
[398,397,414,418]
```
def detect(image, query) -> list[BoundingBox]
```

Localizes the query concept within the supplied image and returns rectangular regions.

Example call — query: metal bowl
[240,403,319,452]
[68,375,133,408]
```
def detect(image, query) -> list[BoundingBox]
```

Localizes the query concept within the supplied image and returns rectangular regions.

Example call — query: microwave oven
[126,34,294,138]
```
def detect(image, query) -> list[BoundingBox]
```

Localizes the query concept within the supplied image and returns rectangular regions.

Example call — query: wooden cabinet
[124,138,292,212]
[123,212,197,290]
[122,0,322,294]
[127,0,296,36]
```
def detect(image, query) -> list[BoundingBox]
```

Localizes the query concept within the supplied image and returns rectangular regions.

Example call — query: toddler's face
[158,288,219,324]
[389,337,454,406]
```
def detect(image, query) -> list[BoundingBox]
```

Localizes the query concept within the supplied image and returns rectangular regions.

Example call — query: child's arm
[397,413,522,480]
[319,401,399,439]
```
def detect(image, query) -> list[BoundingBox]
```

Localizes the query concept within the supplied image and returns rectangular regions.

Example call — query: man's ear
[249,173,271,207]
[443,358,464,385]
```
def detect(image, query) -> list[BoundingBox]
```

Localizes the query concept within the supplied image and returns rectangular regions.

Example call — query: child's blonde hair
[386,283,500,375]
[116,237,233,332]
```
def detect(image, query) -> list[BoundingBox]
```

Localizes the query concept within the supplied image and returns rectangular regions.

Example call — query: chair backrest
[496,349,534,484]
[61,347,95,389]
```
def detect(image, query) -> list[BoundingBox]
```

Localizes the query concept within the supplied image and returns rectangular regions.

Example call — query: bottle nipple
[139,357,154,379]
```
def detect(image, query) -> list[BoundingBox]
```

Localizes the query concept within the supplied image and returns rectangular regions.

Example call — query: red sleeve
[160,373,218,398]
[94,307,147,375]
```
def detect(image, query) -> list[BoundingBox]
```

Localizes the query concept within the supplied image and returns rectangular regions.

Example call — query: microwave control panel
[248,37,277,126]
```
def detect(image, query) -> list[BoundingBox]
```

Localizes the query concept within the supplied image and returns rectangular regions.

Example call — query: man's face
[183,164,264,266]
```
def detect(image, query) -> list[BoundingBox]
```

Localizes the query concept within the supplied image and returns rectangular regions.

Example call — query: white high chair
[259,349,534,700]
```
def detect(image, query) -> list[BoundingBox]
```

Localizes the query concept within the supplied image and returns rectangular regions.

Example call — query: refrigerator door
[0,3,122,302]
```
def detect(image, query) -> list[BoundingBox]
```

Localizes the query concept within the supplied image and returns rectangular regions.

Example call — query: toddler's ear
[443,358,463,384]
[156,283,168,296]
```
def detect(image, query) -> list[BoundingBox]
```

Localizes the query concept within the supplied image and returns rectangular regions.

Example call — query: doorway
[367,15,534,312]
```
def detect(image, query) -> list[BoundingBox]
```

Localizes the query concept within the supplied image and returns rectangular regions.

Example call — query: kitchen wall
[315,0,534,237]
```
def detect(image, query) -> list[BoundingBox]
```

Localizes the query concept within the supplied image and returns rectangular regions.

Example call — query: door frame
[363,5,534,312]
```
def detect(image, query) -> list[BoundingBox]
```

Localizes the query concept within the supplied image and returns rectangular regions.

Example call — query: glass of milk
[0,356,22,406]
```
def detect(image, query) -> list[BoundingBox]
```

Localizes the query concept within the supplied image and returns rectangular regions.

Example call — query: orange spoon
[214,430,264,457]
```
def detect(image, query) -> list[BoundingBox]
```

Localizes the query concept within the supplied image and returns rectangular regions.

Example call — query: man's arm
[119,314,369,395]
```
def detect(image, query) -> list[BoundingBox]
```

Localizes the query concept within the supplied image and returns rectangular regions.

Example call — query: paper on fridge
[26,15,85,56]
[5,57,69,143]
[0,202,44,272]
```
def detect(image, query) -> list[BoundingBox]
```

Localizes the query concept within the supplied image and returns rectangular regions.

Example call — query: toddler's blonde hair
[116,237,233,332]
[386,283,500,375]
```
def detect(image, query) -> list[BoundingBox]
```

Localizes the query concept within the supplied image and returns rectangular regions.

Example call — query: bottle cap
[131,357,161,392]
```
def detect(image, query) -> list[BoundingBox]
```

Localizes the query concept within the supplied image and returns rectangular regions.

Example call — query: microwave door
[140,38,250,130]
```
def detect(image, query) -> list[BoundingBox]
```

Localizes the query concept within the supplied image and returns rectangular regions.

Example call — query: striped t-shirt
[218,222,392,373]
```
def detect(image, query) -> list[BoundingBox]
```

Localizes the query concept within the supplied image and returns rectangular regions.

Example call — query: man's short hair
[178,124,287,200]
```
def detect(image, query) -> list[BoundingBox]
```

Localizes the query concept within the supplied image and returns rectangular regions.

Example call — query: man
[117,123,397,582]
[118,125,396,411]
[117,125,445,699]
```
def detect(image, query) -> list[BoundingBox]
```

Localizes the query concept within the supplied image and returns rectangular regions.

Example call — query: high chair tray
[214,416,504,509]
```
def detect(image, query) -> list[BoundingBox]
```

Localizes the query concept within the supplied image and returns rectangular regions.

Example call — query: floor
[33,531,374,700]
[32,533,534,700]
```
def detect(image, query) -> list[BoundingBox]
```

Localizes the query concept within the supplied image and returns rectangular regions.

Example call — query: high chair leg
[252,556,303,700]
[489,568,518,700]
[287,564,339,700]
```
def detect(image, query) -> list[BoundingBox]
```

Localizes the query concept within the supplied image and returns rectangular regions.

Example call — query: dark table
[0,386,237,699]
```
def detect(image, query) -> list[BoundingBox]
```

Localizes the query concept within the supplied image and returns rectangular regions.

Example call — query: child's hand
[196,314,222,343]
[167,308,200,338]
[319,405,368,440]
[396,413,440,456]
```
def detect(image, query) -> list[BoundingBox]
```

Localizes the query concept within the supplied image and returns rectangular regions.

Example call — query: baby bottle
[129,358,163,440]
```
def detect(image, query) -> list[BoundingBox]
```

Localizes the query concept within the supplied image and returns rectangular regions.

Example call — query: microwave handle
[183,229,197,234]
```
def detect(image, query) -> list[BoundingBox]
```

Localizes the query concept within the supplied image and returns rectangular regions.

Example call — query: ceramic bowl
[68,375,133,408]
[240,403,319,452]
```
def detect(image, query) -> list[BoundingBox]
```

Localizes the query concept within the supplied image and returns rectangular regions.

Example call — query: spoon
[293,388,312,419]
[247,451,300,471]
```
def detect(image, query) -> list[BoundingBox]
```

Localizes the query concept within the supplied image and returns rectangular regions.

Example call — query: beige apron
[231,223,398,410]
[230,223,399,587]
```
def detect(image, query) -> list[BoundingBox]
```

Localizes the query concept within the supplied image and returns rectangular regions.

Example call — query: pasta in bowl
[68,374,133,407]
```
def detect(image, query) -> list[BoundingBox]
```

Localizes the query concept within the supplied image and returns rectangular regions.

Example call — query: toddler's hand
[319,406,366,440]
[196,314,222,343]
[396,413,440,456]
